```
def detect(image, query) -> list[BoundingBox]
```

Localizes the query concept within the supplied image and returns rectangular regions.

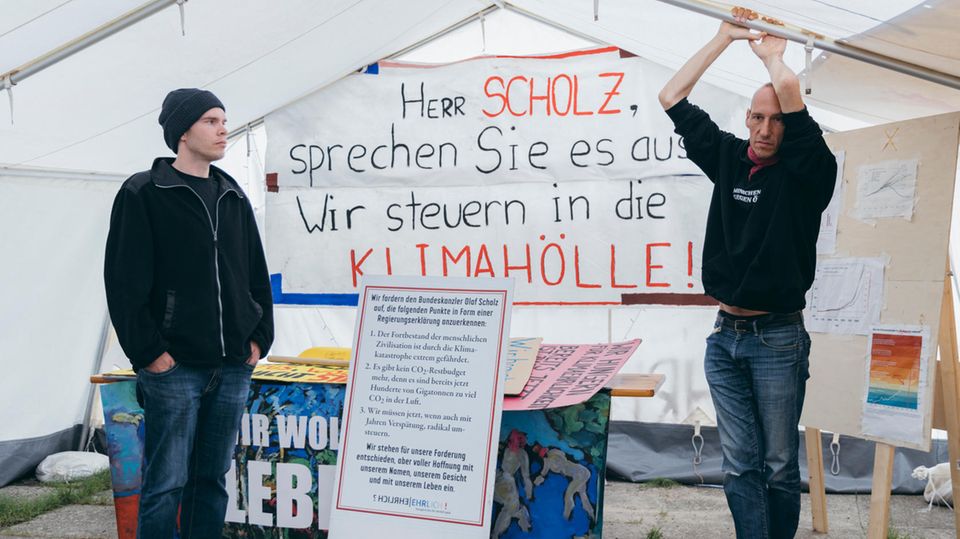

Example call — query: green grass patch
[0,470,112,528]
[640,477,681,489]
[646,527,664,539]
[887,528,915,539]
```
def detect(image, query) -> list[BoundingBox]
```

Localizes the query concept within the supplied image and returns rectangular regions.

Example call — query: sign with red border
[328,275,513,538]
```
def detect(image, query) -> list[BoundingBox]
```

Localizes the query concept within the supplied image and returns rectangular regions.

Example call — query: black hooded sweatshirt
[666,98,837,313]
[104,158,274,370]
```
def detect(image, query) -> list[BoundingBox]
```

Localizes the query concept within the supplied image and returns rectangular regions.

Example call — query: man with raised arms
[658,7,837,538]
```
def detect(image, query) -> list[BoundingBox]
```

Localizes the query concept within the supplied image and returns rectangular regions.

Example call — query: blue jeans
[136,361,253,539]
[704,311,810,539]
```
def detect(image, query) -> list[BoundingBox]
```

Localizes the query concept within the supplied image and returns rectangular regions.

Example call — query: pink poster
[503,340,641,411]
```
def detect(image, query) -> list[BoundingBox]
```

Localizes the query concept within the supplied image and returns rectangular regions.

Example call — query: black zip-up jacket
[104,158,274,370]
[666,98,837,313]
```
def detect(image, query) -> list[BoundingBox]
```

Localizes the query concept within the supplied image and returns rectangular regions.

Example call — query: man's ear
[745,108,751,129]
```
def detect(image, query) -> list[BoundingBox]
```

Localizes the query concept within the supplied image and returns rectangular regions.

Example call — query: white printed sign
[328,275,513,538]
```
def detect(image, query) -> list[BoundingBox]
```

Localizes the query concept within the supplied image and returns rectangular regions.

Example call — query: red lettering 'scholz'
[482,73,625,118]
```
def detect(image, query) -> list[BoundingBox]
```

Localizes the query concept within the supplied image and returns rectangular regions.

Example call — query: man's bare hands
[146,351,176,373]
[725,5,787,61]
[719,7,760,41]
[247,341,261,366]
[658,5,789,111]
[749,33,787,63]
[731,6,759,24]
[719,21,757,41]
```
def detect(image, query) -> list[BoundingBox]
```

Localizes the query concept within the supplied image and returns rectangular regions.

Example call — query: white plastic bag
[912,463,953,509]
[35,451,109,483]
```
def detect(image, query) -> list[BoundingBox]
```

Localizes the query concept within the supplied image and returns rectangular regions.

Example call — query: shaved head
[746,83,785,159]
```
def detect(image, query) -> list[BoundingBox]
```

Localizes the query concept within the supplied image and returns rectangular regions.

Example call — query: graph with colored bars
[866,332,922,410]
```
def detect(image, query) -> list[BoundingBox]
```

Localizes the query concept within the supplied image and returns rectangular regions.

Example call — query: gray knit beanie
[158,88,225,153]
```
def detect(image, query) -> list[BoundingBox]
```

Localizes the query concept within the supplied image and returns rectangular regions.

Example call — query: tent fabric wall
[608,422,949,494]
[0,426,85,489]
[0,173,118,485]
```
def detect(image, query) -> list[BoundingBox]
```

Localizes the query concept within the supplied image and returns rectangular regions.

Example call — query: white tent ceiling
[507,0,960,125]
[0,0,488,173]
[1,0,958,175]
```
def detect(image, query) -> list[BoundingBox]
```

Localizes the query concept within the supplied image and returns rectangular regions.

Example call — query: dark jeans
[704,311,811,539]
[136,361,253,539]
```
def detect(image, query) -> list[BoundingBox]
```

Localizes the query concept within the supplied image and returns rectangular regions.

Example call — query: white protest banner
[329,275,513,538]
[265,47,748,306]
[267,178,708,305]
[266,48,741,188]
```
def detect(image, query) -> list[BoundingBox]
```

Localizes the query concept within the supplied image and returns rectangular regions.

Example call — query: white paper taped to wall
[854,159,919,221]
[817,151,846,255]
[805,257,884,335]
[861,325,930,446]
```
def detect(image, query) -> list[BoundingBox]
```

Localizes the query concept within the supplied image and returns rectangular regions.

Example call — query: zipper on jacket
[156,183,234,357]
[212,192,228,356]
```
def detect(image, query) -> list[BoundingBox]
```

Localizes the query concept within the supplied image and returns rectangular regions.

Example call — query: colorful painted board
[493,390,611,538]
[99,380,345,539]
[98,372,613,538]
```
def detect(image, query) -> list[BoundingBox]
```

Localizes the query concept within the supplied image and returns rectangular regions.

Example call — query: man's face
[745,86,784,160]
[180,107,228,161]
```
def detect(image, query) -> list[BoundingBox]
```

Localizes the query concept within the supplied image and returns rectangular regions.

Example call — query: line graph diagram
[855,159,918,220]
[806,258,884,335]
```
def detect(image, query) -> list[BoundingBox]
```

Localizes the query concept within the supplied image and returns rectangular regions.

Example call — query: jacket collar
[150,157,244,199]
[738,142,780,165]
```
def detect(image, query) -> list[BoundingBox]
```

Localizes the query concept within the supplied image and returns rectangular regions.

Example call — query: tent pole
[0,164,125,183]
[78,313,112,451]
[649,0,960,91]
[1,0,177,86]
[226,4,505,143]
[502,3,604,46]
[386,5,501,60]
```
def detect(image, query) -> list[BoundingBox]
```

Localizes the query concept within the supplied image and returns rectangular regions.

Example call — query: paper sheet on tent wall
[800,111,960,452]
[804,257,884,336]
[854,158,919,221]
[816,151,845,255]
[861,325,930,447]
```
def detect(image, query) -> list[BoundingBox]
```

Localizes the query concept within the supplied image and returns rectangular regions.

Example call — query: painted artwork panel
[98,379,612,538]
[492,390,611,538]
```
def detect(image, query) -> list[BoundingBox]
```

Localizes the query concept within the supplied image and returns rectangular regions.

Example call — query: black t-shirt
[665,98,838,313]
[172,167,220,222]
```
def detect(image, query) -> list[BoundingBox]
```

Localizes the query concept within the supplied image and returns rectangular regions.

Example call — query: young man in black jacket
[658,8,836,539]
[104,88,273,539]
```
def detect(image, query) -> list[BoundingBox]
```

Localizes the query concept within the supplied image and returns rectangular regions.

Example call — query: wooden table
[608,373,665,398]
